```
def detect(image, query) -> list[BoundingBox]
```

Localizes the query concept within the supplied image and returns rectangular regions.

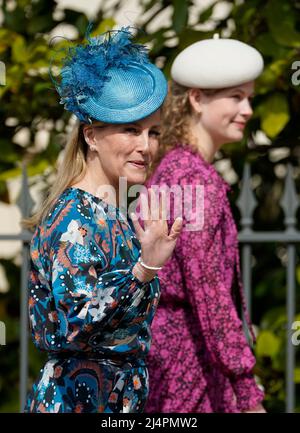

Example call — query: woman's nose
[240,98,253,118]
[137,131,150,152]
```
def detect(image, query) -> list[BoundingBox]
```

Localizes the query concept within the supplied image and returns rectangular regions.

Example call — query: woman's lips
[128,161,147,169]
[232,121,246,129]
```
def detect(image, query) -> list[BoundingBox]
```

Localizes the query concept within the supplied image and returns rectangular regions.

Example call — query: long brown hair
[21,121,88,231]
[152,81,195,170]
[151,80,221,171]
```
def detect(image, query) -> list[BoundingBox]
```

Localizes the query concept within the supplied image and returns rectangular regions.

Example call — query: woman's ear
[188,88,203,115]
[82,125,97,147]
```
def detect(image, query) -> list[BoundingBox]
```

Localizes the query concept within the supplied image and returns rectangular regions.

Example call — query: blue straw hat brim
[79,62,168,124]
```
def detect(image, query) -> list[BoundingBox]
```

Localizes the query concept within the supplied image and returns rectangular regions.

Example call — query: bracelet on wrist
[132,261,157,283]
[138,256,162,271]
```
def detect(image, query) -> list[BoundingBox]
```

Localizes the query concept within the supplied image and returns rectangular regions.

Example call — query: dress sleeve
[172,171,264,411]
[45,198,157,353]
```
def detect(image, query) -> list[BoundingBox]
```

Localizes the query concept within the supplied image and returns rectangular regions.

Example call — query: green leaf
[18,0,32,8]
[63,8,86,27]
[33,82,51,94]
[3,64,25,93]
[256,330,281,358]
[0,167,22,181]
[172,0,188,34]
[294,368,300,384]
[26,40,48,64]
[26,160,51,177]
[198,2,217,23]
[0,159,50,182]
[260,307,287,333]
[91,18,116,36]
[296,266,300,285]
[259,93,290,138]
[12,35,29,63]
[0,140,19,163]
[255,33,289,59]
[265,0,300,48]
[27,14,55,34]
[4,7,27,33]
[256,59,288,94]
[0,29,13,54]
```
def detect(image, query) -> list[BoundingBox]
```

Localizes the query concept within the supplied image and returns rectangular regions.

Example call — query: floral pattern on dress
[144,143,264,413]
[24,187,160,413]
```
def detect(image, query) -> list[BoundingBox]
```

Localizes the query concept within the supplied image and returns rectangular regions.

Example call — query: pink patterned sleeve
[173,171,264,411]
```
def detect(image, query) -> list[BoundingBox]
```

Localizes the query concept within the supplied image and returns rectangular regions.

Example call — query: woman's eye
[149,130,160,138]
[125,127,139,134]
[232,94,242,100]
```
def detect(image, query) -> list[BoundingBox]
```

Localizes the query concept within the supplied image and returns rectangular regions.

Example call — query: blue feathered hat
[51,26,168,124]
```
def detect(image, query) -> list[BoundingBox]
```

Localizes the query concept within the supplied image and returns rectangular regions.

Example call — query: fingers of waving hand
[129,188,154,236]
[168,217,183,241]
[130,188,183,242]
[134,188,157,230]
[148,188,161,223]
[130,211,144,239]
[131,188,163,235]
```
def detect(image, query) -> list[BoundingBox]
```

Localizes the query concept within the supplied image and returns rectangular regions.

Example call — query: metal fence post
[16,163,34,412]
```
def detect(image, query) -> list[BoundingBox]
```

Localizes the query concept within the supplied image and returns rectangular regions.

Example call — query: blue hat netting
[50,25,150,123]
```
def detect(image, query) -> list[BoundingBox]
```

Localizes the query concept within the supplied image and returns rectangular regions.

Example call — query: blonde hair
[21,121,88,231]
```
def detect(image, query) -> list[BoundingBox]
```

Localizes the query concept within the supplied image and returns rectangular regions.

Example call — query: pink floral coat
[144,144,265,413]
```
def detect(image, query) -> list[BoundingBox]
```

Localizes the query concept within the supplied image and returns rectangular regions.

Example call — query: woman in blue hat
[21,27,182,413]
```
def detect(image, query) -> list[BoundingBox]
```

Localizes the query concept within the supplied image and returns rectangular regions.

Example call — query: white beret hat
[171,34,264,89]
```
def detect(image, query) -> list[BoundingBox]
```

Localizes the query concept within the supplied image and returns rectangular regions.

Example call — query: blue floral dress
[24,187,160,413]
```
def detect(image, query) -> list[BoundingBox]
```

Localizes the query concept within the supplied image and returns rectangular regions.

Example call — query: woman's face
[83,109,161,190]
[195,81,255,146]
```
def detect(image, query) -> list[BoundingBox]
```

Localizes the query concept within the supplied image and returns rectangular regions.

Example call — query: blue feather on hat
[51,26,150,123]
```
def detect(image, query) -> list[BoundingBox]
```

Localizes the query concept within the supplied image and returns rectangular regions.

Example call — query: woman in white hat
[145,35,266,413]
[21,27,182,413]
